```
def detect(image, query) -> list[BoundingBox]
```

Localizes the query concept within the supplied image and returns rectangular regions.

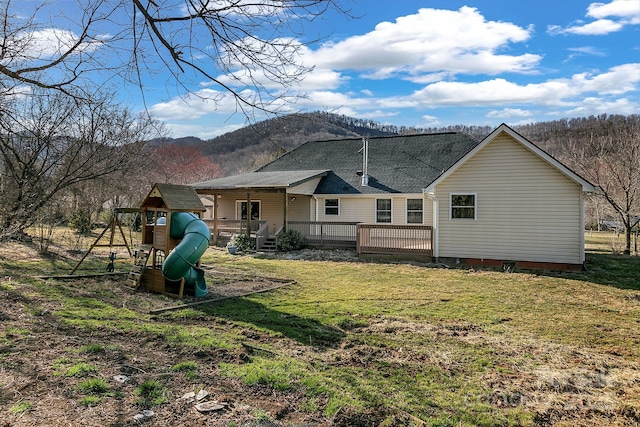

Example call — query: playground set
[72,183,211,298]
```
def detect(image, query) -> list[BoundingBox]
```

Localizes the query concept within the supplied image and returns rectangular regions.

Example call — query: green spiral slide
[161,212,211,297]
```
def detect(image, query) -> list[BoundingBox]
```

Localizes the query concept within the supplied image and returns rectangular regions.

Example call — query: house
[192,124,595,270]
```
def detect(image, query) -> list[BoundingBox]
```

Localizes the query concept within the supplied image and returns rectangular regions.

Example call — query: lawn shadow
[571,253,640,290]
[197,297,346,348]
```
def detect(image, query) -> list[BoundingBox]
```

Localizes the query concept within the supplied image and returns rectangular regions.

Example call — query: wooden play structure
[129,183,210,298]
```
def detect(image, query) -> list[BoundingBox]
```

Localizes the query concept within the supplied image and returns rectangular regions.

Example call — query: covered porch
[191,171,433,257]
[192,170,331,251]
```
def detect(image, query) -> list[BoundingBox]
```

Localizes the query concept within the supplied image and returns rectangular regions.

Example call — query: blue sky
[14,0,640,139]
[149,0,640,139]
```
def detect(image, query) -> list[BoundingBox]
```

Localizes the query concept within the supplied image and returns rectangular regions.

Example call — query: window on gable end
[450,193,476,220]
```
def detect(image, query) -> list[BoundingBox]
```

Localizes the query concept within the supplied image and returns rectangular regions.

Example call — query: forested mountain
[153,111,636,176]
[153,112,496,175]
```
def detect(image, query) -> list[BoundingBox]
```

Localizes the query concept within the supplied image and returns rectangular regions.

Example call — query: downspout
[424,189,439,261]
[312,196,319,221]
[580,191,586,265]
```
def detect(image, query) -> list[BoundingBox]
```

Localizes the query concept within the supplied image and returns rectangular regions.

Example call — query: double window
[450,193,476,219]
[237,201,260,221]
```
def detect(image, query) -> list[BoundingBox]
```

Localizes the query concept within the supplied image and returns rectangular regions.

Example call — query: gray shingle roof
[257,133,480,194]
[191,170,329,190]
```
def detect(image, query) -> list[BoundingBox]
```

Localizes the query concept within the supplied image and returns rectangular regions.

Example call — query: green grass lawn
[1,231,639,426]
[201,248,640,425]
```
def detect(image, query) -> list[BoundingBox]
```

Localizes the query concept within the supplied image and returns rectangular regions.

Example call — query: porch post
[246,192,251,234]
[283,190,288,232]
[213,194,219,246]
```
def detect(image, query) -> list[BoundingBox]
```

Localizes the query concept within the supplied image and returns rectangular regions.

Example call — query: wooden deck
[357,224,433,256]
[288,221,358,248]
[203,219,433,257]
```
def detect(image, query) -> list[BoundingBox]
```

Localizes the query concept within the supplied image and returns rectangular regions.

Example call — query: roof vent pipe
[360,137,369,186]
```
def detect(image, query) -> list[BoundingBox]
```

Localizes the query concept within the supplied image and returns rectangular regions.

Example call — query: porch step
[260,237,277,252]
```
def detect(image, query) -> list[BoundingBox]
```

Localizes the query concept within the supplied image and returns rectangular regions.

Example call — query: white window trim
[375,198,392,223]
[324,198,340,216]
[406,198,424,224]
[449,193,477,220]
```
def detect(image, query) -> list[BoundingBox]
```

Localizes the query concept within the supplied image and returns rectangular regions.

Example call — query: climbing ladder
[127,245,152,289]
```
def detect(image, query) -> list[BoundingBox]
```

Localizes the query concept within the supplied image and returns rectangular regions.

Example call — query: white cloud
[567,46,607,57]
[405,79,569,107]
[566,97,639,116]
[549,19,624,35]
[165,122,245,140]
[403,63,640,108]
[358,110,399,119]
[548,0,639,35]
[211,41,346,92]
[575,63,640,94]
[487,108,533,118]
[587,0,640,22]
[16,28,104,59]
[308,7,539,80]
[300,90,371,110]
[420,115,441,127]
[151,61,640,135]
[149,88,254,120]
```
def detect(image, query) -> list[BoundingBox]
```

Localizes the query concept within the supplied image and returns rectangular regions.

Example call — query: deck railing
[203,219,267,245]
[287,221,359,248]
[204,219,433,256]
[356,224,433,256]
[255,221,270,250]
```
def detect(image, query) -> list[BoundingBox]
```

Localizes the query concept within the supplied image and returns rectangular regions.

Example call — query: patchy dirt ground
[0,244,336,427]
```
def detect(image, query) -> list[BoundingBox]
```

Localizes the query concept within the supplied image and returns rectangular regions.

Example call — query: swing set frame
[69,207,139,274]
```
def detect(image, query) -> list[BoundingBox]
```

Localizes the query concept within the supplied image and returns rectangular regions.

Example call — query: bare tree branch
[0,0,348,116]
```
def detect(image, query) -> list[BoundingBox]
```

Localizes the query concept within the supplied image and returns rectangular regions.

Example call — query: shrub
[277,229,307,252]
[229,233,253,253]
[68,209,92,234]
